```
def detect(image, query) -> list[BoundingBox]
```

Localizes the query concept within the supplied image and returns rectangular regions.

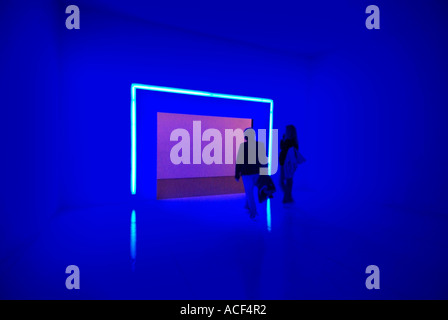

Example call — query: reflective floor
[1,191,447,299]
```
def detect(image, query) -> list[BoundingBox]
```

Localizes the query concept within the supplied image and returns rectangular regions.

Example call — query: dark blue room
[1,0,448,302]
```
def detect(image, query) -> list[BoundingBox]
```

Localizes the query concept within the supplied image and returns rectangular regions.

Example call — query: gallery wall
[0,0,60,260]
[2,0,447,263]
[58,4,310,209]
[306,1,448,213]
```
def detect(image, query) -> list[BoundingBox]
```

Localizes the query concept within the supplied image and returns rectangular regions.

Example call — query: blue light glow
[130,210,137,271]
[266,198,272,232]
[130,83,274,196]
[131,86,137,195]
[268,101,274,176]
[131,83,272,103]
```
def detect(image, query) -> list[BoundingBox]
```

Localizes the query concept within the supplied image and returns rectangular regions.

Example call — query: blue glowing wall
[1,0,448,272]
[54,4,307,208]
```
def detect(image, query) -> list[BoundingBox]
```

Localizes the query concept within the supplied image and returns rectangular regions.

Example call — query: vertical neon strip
[266,198,272,232]
[268,101,274,176]
[130,83,273,199]
[130,210,137,271]
[131,85,137,194]
[266,101,274,232]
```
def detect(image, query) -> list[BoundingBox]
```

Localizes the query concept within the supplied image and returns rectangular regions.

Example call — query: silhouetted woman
[279,125,299,203]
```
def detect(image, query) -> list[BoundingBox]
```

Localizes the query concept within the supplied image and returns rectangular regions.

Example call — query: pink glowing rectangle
[157,112,252,179]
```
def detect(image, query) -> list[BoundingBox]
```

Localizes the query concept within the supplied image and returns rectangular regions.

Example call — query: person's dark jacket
[279,138,298,166]
[235,141,268,180]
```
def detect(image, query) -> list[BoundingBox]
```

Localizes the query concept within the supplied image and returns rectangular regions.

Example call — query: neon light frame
[130,83,274,195]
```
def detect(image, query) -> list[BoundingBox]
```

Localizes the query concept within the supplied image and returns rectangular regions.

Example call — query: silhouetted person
[235,128,267,219]
[279,125,299,203]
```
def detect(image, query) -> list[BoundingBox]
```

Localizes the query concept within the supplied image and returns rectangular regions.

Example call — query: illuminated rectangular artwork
[131,84,274,199]
[156,112,252,198]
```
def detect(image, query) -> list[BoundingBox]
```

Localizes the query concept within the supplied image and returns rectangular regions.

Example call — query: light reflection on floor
[1,192,447,299]
[130,210,136,272]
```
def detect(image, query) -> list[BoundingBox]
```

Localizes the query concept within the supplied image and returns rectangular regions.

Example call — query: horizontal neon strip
[131,83,274,231]
[131,83,272,104]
